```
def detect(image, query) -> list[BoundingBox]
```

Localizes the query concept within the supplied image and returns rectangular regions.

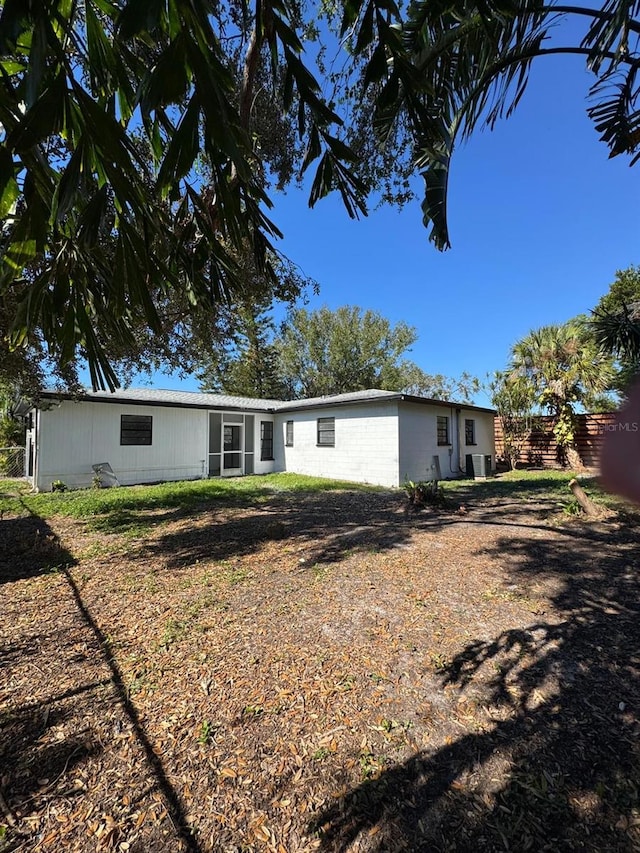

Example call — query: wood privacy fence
[494,412,621,469]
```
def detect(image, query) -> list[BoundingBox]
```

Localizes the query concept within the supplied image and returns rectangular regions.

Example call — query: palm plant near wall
[509,320,616,468]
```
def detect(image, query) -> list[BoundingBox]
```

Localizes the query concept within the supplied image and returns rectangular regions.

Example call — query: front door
[222,424,243,476]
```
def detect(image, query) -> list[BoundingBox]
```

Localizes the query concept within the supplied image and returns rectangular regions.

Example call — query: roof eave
[398,394,496,415]
[38,391,276,414]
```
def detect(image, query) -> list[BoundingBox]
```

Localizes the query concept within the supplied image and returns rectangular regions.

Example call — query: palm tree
[509,321,615,469]
[592,302,640,389]
[366,0,640,250]
[4,0,640,390]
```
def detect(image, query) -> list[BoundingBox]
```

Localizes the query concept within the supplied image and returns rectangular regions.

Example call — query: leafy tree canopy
[595,266,640,317]
[1,0,349,392]
[591,266,640,390]
[213,304,480,402]
[489,370,537,469]
[197,252,309,399]
[2,0,639,391]
[0,381,23,445]
[510,319,616,415]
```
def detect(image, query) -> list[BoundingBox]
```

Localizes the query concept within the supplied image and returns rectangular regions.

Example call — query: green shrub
[404,478,446,508]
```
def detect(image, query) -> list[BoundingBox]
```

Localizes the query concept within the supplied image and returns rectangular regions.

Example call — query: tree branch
[240,25,262,131]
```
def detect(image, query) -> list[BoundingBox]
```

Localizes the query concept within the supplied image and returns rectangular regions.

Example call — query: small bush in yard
[404,478,446,509]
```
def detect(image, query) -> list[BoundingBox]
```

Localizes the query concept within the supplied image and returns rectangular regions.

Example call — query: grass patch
[0,473,379,522]
[441,469,579,504]
[441,468,636,516]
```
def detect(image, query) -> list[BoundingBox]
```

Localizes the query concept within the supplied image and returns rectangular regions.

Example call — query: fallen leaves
[2,489,640,851]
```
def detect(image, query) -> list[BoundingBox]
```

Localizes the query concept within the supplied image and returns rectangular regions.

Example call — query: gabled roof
[40,387,495,415]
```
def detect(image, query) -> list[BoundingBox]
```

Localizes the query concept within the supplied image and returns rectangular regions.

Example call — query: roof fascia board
[398,394,496,415]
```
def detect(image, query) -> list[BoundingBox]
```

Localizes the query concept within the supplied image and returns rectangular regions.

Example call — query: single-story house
[23,388,496,491]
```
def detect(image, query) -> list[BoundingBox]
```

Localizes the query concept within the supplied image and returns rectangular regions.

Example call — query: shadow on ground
[310,515,640,852]
[1,512,202,853]
[0,514,74,584]
[123,490,410,570]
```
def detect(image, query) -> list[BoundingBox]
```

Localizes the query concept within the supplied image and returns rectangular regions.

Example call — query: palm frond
[410,21,550,246]
[588,66,640,161]
[581,0,640,73]
[593,303,640,362]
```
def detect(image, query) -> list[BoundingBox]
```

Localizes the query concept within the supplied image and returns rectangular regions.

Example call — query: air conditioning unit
[466,453,492,479]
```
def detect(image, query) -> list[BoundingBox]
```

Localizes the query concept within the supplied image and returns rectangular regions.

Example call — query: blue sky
[134,41,639,408]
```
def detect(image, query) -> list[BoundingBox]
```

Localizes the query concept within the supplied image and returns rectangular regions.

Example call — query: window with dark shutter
[437,415,450,446]
[465,419,476,445]
[260,421,274,460]
[317,417,335,446]
[120,415,152,446]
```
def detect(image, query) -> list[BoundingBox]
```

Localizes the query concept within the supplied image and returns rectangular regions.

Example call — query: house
[24,388,496,491]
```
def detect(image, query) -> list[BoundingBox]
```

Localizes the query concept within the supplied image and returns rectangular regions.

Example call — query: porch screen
[208,413,222,476]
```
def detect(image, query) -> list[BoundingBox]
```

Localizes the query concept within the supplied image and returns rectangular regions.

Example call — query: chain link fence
[0,447,26,479]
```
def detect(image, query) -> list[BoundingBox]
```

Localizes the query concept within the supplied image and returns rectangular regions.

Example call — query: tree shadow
[0,513,74,584]
[2,703,102,806]
[310,514,640,851]
[446,474,573,503]
[1,510,203,852]
[126,490,411,570]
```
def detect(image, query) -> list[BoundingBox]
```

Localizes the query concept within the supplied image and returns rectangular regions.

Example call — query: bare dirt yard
[2,475,640,852]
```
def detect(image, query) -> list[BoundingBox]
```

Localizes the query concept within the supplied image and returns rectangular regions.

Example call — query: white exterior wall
[35,401,209,491]
[35,402,278,490]
[274,401,400,487]
[458,407,496,471]
[398,402,458,482]
[398,403,496,482]
[32,396,494,491]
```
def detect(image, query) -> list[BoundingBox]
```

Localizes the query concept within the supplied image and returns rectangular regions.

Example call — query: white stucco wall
[458,407,496,473]
[35,401,209,491]
[35,402,279,490]
[33,396,494,491]
[274,401,400,487]
[398,402,456,482]
[398,403,496,482]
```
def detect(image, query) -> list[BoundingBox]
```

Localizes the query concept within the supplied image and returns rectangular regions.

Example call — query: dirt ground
[2,485,640,852]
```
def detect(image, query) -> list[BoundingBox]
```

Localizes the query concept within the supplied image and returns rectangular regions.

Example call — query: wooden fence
[494,412,619,469]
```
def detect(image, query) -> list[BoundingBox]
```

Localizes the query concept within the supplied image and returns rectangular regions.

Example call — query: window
[121,414,152,446]
[285,420,294,447]
[465,418,476,445]
[437,415,450,446]
[260,421,274,460]
[317,417,335,446]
